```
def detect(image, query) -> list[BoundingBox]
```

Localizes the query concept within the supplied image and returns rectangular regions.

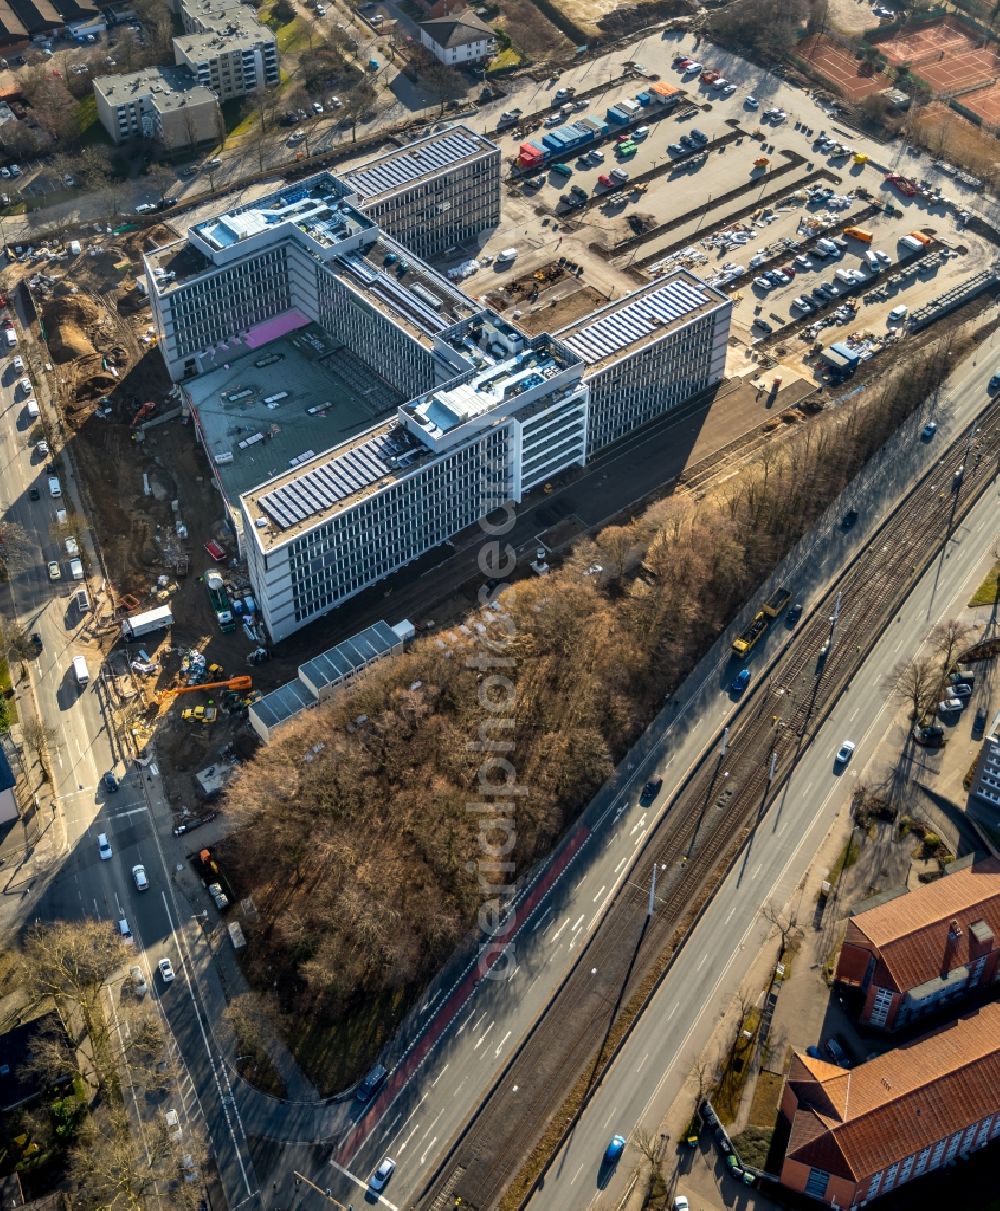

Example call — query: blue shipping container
[607,107,630,124]
[636,91,651,105]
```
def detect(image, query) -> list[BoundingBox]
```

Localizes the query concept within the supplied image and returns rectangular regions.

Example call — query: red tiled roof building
[835,858,1000,1030]
[780,1003,1000,1207]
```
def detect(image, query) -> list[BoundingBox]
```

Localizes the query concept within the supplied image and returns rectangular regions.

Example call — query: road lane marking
[532,906,553,931]
[430,1064,449,1088]
[396,1123,420,1155]
[473,1021,494,1050]
[494,1030,511,1058]
[593,885,606,903]
[419,1135,438,1165]
[696,955,708,971]
[328,1159,399,1211]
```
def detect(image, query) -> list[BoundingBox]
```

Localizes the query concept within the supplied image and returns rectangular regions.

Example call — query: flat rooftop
[406,338,574,439]
[93,65,218,112]
[244,418,426,546]
[340,124,498,203]
[183,325,404,502]
[557,270,727,373]
[191,174,364,255]
[183,0,272,37]
[337,233,478,347]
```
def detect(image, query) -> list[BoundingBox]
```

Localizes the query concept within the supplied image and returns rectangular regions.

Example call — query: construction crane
[158,675,252,706]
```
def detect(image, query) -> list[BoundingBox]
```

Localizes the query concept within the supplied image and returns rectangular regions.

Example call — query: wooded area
[223,339,960,1091]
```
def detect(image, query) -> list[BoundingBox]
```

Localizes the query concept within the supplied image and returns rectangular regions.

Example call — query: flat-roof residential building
[145,150,731,642]
[835,856,1000,1030]
[175,0,279,100]
[969,710,1000,809]
[339,125,501,261]
[779,1003,1000,1208]
[557,272,731,453]
[93,66,222,148]
[419,9,498,65]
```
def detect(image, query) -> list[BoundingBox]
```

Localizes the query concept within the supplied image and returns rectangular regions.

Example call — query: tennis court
[798,35,892,101]
[920,42,1000,92]
[961,77,1000,125]
[875,15,981,66]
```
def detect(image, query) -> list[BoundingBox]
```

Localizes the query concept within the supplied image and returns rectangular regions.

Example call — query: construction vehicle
[181,706,218,724]
[206,571,235,633]
[732,611,769,657]
[762,585,791,618]
[159,675,252,706]
[131,401,157,428]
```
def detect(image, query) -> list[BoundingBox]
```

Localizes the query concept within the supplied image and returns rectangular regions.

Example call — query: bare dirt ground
[827,0,881,36]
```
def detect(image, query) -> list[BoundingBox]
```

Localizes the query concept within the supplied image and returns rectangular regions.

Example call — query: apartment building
[557,274,731,453]
[145,160,730,642]
[339,125,501,261]
[93,66,221,148]
[969,709,1000,808]
[780,1003,1000,1208]
[835,856,1000,1030]
[174,0,278,101]
[419,10,497,65]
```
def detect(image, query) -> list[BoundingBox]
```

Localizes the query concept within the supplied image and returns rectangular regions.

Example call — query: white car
[674,1198,690,1211]
[130,965,147,996]
[745,95,759,109]
[47,560,61,581]
[13,355,23,370]
[98,832,112,860]
[835,740,856,766]
[158,957,176,983]
[19,376,31,393]
[683,62,702,74]
[888,304,908,321]
[590,149,604,163]
[164,1108,182,1142]
[312,101,324,114]
[370,1157,396,1191]
[135,202,157,214]
[132,863,149,891]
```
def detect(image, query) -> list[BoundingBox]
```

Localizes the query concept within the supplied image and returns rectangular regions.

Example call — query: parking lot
[456,55,999,389]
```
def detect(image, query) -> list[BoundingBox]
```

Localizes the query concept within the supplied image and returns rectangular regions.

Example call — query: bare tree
[884,655,938,722]
[930,619,972,678]
[0,623,36,664]
[0,519,35,575]
[20,716,57,777]
[341,79,378,144]
[761,900,799,953]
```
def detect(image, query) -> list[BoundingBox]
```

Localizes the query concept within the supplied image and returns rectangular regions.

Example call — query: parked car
[157,957,175,983]
[103,771,120,793]
[972,706,988,738]
[130,965,147,996]
[952,683,973,700]
[794,255,814,271]
[921,421,938,439]
[938,696,963,713]
[824,1036,851,1067]
[98,832,112,860]
[745,95,759,109]
[752,318,774,335]
[730,668,751,693]
[912,724,945,748]
[47,560,61,581]
[640,777,663,806]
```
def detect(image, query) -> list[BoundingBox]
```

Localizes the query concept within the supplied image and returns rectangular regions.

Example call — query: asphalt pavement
[534,403,1000,1210]
[299,331,1000,1210]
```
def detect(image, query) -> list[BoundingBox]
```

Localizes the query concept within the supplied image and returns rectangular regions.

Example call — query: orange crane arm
[160,675,252,701]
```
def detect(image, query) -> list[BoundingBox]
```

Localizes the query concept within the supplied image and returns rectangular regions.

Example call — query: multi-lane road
[0,336,260,1208]
[296,336,1000,1210]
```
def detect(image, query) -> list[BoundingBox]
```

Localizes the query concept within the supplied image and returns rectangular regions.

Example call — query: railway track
[417,398,1000,1211]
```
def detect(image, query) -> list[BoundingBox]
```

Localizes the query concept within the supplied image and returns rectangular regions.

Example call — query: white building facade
[146,136,731,643]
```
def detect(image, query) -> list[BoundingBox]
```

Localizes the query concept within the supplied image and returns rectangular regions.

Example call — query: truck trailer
[762,586,791,619]
[121,604,173,641]
[732,611,769,657]
[206,571,235,633]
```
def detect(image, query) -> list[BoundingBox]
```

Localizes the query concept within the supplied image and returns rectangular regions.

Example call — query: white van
[75,587,90,612]
[816,238,839,257]
[834,268,854,285]
[65,536,79,558]
[47,476,61,498]
[496,247,519,264]
[25,400,40,420]
[72,655,89,687]
[864,250,880,271]
[69,558,84,581]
